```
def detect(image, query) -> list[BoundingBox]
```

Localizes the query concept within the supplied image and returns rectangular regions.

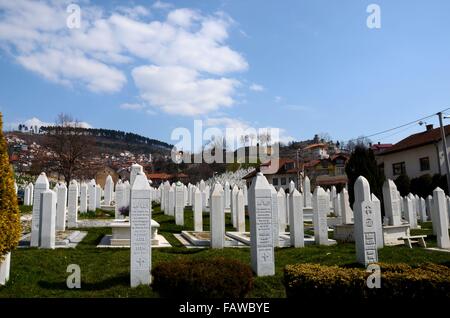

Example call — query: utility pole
[438,112,450,192]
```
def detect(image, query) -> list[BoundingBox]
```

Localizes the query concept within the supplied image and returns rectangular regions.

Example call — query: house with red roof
[376,124,450,180]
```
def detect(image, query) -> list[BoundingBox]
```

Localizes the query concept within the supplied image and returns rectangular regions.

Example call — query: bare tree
[43,113,94,184]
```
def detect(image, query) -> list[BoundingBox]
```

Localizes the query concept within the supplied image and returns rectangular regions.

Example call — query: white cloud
[204,116,295,147]
[132,65,238,116]
[275,96,282,103]
[249,83,264,92]
[17,49,126,93]
[119,103,145,110]
[152,1,173,10]
[0,0,247,106]
[115,5,150,19]
[284,105,311,112]
[23,117,53,129]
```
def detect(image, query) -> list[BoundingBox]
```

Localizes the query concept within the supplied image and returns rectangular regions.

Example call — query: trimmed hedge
[284,263,450,299]
[0,113,21,262]
[152,257,254,298]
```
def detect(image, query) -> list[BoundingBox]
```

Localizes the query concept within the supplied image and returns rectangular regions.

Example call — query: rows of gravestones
[18,164,450,287]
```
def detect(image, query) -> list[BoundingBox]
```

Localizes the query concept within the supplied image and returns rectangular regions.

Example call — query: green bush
[152,257,254,298]
[410,174,433,198]
[284,263,450,299]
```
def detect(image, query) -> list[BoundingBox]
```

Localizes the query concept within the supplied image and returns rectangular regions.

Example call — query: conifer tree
[0,112,21,262]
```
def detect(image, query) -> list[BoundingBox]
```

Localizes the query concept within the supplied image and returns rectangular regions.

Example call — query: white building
[376,124,450,180]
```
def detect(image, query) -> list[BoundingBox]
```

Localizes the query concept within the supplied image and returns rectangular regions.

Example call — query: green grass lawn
[19,205,32,214]
[1,205,450,298]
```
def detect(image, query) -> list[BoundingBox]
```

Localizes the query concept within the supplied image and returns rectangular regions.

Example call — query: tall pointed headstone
[30,173,50,247]
[211,183,225,249]
[353,176,379,266]
[130,172,152,287]
[248,172,275,276]
[56,182,67,231]
[67,180,79,228]
[289,189,304,248]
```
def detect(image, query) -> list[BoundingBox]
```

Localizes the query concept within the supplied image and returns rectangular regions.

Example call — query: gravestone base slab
[177,231,247,248]
[280,233,337,246]
[226,231,291,247]
[383,224,411,246]
[100,205,115,212]
[18,230,87,248]
[97,234,171,248]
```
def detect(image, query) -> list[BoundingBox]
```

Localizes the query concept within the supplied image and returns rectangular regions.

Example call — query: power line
[345,107,450,143]
[364,108,449,139]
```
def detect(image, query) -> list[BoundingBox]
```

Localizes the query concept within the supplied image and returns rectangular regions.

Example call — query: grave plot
[175,231,246,248]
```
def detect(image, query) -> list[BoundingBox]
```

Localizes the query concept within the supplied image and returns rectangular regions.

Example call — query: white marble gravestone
[340,188,353,224]
[39,190,57,249]
[404,194,418,229]
[277,188,286,233]
[371,194,385,248]
[419,197,427,222]
[426,195,433,220]
[224,181,231,210]
[313,187,329,245]
[243,184,248,206]
[199,179,206,192]
[211,183,225,249]
[353,176,378,266]
[382,180,402,226]
[104,175,114,206]
[130,172,152,287]
[431,187,450,249]
[231,185,239,228]
[248,172,275,277]
[115,180,125,219]
[175,182,184,226]
[96,185,102,208]
[168,186,175,217]
[289,180,296,194]
[79,182,88,214]
[130,163,144,187]
[88,180,97,212]
[236,188,246,232]
[56,182,67,231]
[289,189,304,248]
[25,183,33,205]
[67,180,78,228]
[193,187,203,232]
[30,173,50,247]
[270,185,279,247]
[303,176,312,207]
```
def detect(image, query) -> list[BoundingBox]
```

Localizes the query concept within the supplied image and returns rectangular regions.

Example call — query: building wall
[266,174,298,191]
[379,141,447,180]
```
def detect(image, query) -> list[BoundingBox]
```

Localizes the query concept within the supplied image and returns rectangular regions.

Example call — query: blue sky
[1,0,450,149]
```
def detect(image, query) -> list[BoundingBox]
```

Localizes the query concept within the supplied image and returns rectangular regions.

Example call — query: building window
[281,177,286,185]
[392,162,406,176]
[336,167,345,176]
[420,157,430,171]
[378,163,385,176]
[272,178,279,186]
